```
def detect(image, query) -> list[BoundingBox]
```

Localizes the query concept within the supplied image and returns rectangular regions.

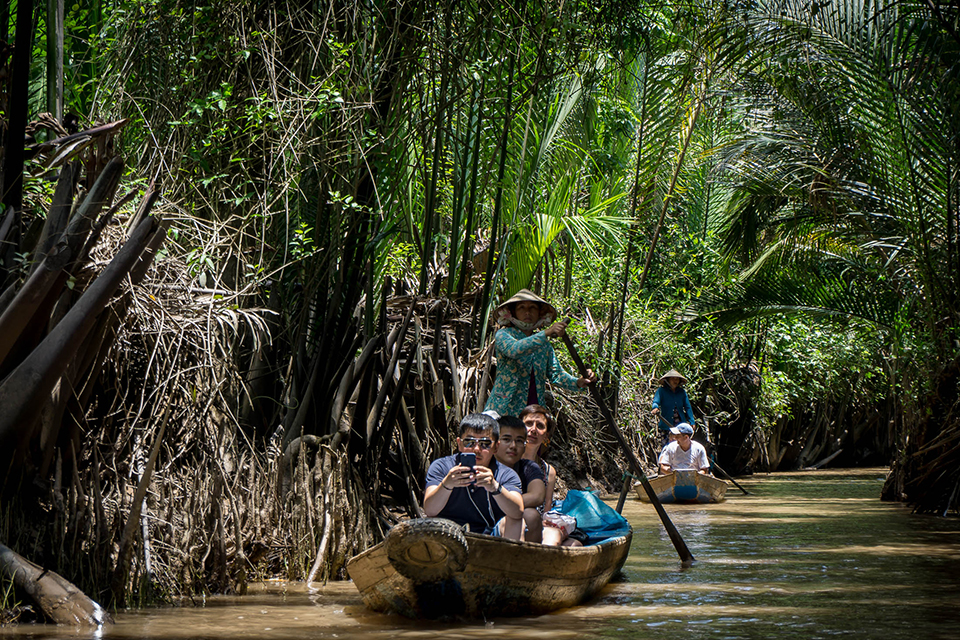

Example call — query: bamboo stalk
[418,3,453,296]
[46,0,64,120]
[635,71,710,294]
[476,31,519,346]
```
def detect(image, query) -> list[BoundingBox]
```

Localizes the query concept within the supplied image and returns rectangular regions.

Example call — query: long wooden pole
[710,460,751,496]
[561,333,694,563]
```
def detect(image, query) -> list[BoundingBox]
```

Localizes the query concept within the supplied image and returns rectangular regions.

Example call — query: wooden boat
[635,469,728,504]
[346,518,632,619]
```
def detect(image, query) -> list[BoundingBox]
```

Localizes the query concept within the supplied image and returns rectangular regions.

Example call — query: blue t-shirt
[426,453,522,533]
[513,459,545,494]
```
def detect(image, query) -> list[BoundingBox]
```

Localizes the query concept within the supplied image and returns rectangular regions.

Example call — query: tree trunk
[0,214,162,455]
[46,0,64,120]
[1,0,34,275]
[0,544,112,627]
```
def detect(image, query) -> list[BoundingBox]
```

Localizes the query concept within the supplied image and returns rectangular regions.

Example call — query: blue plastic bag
[558,490,631,545]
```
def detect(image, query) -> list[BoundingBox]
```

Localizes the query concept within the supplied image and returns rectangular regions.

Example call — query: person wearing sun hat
[651,369,696,445]
[483,289,595,418]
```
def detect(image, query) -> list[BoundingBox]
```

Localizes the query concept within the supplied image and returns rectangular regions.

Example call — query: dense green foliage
[2,0,958,606]
[43,0,960,486]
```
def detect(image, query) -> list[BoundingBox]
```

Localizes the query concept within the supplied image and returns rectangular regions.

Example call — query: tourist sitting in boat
[423,413,524,536]
[657,423,710,475]
[484,289,595,418]
[651,369,696,445]
[493,415,546,541]
[521,404,582,547]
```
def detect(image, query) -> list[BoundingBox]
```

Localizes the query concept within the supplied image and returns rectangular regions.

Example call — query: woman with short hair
[520,404,581,547]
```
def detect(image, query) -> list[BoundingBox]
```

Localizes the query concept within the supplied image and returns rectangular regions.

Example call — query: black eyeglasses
[461,437,494,450]
[499,436,527,445]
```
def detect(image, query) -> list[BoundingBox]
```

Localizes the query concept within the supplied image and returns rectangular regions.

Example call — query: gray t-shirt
[425,453,522,532]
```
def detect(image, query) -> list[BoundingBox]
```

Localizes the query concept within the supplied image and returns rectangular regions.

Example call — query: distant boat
[635,469,728,503]
[347,517,632,619]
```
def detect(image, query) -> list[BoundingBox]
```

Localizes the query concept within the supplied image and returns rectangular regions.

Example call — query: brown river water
[3,468,959,640]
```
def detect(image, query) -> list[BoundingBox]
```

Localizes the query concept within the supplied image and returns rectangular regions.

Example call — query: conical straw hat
[659,369,688,384]
[494,289,557,327]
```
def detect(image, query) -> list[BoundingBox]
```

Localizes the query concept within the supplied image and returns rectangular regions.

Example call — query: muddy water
[3,468,959,639]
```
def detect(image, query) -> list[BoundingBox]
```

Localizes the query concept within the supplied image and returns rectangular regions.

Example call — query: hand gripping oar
[561,332,694,564]
[657,415,750,496]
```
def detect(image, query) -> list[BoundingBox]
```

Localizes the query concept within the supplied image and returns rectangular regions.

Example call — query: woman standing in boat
[484,289,594,418]
[651,369,696,445]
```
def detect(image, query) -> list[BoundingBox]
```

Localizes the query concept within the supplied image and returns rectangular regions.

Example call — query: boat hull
[347,520,632,619]
[635,470,728,503]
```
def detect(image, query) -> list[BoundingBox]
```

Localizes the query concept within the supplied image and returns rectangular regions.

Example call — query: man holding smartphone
[423,413,524,536]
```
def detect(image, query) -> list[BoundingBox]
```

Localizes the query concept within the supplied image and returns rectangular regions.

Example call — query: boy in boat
[657,423,710,475]
[423,413,524,536]
[493,415,547,541]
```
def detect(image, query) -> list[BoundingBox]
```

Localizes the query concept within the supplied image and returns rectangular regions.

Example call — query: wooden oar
[614,474,632,514]
[709,459,751,496]
[560,332,694,564]
[656,415,750,496]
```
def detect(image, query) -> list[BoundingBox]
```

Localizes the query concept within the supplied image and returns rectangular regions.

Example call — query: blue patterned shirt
[652,385,696,430]
[484,327,581,417]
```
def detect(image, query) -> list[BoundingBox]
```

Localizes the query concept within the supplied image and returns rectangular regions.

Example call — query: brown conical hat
[494,289,558,327]
[659,369,688,384]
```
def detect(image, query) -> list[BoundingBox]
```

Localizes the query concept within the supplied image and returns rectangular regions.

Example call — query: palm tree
[691,0,960,509]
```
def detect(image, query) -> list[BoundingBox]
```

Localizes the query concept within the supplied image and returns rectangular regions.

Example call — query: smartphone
[460,452,476,468]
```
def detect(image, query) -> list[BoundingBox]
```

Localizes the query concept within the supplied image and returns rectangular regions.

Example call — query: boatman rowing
[658,423,710,475]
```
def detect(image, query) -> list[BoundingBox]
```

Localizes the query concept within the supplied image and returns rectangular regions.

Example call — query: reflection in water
[2,469,958,640]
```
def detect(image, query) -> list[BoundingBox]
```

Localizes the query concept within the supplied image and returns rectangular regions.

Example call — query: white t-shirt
[658,440,710,471]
